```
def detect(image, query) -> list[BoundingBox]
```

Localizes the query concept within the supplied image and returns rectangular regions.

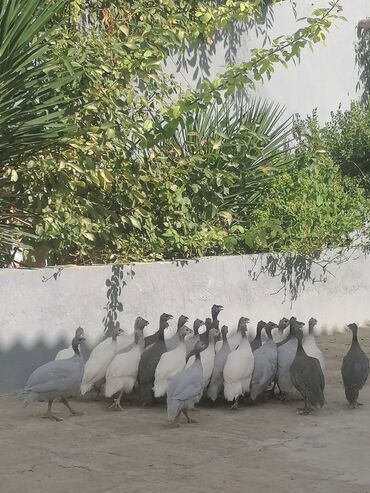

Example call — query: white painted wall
[0,249,369,391]
[165,0,369,121]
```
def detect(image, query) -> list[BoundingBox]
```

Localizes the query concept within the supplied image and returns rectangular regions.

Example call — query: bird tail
[345,386,358,405]
[153,379,168,398]
[250,383,260,401]
[80,382,92,396]
[23,391,38,407]
[167,397,181,421]
[139,382,153,405]
[224,382,242,402]
[207,379,221,401]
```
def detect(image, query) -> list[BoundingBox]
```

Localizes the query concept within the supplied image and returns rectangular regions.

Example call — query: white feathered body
[105,344,142,398]
[250,340,278,400]
[303,333,325,372]
[187,343,216,388]
[153,342,187,397]
[277,337,298,392]
[81,339,120,395]
[223,338,254,402]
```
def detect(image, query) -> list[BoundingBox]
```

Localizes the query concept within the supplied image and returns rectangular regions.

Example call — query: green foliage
[2,0,352,265]
[294,102,370,190]
[0,0,78,266]
[248,156,368,253]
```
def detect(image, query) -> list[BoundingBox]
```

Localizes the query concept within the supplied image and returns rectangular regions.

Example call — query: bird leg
[42,400,63,422]
[297,398,312,415]
[61,397,83,416]
[182,409,197,424]
[349,401,363,409]
[279,392,289,402]
[109,390,125,411]
[231,397,239,410]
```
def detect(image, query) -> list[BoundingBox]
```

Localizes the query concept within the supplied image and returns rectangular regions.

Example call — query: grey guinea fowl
[277,317,304,401]
[200,304,223,344]
[250,320,267,352]
[207,325,231,401]
[23,329,86,421]
[138,313,173,405]
[186,319,204,355]
[341,323,369,409]
[250,321,278,401]
[290,328,325,414]
[165,314,189,351]
[167,341,206,426]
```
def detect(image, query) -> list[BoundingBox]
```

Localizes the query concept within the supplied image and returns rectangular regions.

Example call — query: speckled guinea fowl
[24,330,86,421]
[167,341,207,426]
[341,323,369,409]
[250,321,278,401]
[186,319,204,355]
[290,328,325,414]
[137,313,173,405]
[250,320,267,352]
[207,325,231,401]
[165,314,189,351]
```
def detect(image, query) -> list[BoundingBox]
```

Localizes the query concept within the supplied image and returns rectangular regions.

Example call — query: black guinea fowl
[341,323,369,409]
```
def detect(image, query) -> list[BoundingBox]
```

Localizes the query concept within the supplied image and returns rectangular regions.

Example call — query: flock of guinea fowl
[23,304,369,425]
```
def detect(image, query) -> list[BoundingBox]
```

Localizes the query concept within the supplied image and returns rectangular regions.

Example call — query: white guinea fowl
[223,317,254,409]
[80,326,123,395]
[105,317,149,410]
[218,316,249,353]
[303,317,325,372]
[24,330,86,421]
[186,327,220,388]
[154,325,193,398]
[272,317,290,343]
[55,326,84,360]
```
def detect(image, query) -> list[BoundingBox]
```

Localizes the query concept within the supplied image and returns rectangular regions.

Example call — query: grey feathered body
[138,339,167,404]
[250,340,277,400]
[207,339,231,401]
[167,359,203,420]
[23,354,84,405]
[341,342,369,404]
[290,348,325,408]
[277,337,298,392]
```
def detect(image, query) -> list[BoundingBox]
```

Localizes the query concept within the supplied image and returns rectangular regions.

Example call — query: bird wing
[252,344,277,386]
[342,348,369,389]
[210,346,231,382]
[25,359,80,393]
[172,381,203,402]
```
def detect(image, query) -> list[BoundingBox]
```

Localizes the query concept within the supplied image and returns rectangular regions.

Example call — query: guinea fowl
[250,320,267,352]
[186,319,204,355]
[55,326,84,360]
[207,325,231,401]
[80,325,123,396]
[303,317,325,372]
[137,313,173,406]
[225,316,250,352]
[250,321,278,401]
[105,317,149,410]
[154,325,193,398]
[167,341,207,426]
[272,317,290,343]
[276,317,304,401]
[187,327,220,388]
[290,328,325,414]
[165,315,190,351]
[223,317,254,410]
[24,330,86,421]
[341,323,369,409]
[200,304,223,344]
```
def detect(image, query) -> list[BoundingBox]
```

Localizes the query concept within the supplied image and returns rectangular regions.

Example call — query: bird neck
[195,351,201,360]
[157,326,166,341]
[351,330,358,344]
[194,326,199,335]
[222,332,228,343]
[265,330,273,340]
[72,341,80,356]
[308,323,315,335]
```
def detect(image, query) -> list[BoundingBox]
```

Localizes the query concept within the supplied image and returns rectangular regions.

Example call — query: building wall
[164,0,369,121]
[0,249,369,392]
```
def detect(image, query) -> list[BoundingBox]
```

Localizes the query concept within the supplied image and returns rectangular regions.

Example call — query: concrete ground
[1,331,370,493]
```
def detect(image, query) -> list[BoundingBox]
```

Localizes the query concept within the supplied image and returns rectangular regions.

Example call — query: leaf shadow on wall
[356,28,370,103]
[103,264,135,337]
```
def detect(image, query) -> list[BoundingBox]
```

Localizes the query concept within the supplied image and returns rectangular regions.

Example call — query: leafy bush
[247,155,368,253]
[294,101,370,190]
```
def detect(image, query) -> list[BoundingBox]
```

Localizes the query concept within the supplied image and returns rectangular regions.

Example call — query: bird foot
[109,399,124,411]
[296,408,311,415]
[186,418,197,424]
[279,394,289,402]
[349,401,363,409]
[42,414,63,422]
[230,403,239,411]
[70,411,84,417]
